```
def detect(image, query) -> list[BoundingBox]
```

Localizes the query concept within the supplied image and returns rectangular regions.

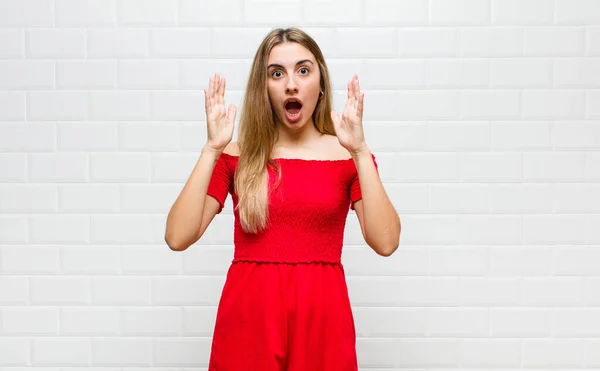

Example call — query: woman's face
[266,42,321,131]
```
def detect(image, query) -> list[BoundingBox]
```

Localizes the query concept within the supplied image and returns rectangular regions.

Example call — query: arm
[331,74,400,255]
[164,145,222,252]
[165,73,237,252]
[352,148,400,257]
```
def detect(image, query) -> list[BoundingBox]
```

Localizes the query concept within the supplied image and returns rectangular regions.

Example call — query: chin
[276,113,310,130]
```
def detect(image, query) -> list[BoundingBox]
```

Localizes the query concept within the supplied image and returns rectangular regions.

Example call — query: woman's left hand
[331,74,368,155]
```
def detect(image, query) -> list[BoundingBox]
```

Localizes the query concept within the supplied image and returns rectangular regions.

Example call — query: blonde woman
[165,27,400,371]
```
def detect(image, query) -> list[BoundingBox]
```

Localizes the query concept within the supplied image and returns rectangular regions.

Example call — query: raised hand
[204,73,236,152]
[331,74,367,155]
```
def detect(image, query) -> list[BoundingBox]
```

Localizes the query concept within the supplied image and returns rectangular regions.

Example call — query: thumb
[330,110,341,131]
[228,104,237,124]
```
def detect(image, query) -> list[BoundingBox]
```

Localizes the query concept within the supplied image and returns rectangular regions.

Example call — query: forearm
[165,146,220,250]
[352,148,401,255]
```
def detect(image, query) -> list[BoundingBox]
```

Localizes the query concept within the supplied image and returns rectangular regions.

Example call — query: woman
[165,27,400,371]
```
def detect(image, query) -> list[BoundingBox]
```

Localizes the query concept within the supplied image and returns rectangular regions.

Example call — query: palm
[205,73,236,151]
[331,74,366,154]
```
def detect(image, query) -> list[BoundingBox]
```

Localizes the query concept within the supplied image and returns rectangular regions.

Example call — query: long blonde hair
[235,27,335,234]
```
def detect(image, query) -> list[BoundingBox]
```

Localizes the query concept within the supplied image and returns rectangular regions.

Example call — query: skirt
[208,261,358,371]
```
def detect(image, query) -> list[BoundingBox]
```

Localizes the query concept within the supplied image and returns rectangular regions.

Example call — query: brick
[303,0,361,24]
[179,0,243,25]
[28,153,88,182]
[0,216,28,245]
[26,29,86,58]
[29,215,90,244]
[118,60,179,89]
[1,245,58,273]
[28,91,88,121]
[0,92,25,120]
[0,29,24,58]
[0,338,30,365]
[398,28,458,57]
[30,276,90,304]
[122,307,182,335]
[89,91,149,121]
[32,338,91,366]
[0,184,57,213]
[0,122,55,152]
[522,339,583,367]
[431,0,489,25]
[56,61,117,89]
[87,29,149,58]
[460,27,523,57]
[60,246,120,274]
[556,0,600,24]
[60,307,120,335]
[522,89,586,119]
[1,307,58,335]
[117,0,177,25]
[150,28,210,57]
[57,122,119,151]
[365,0,428,25]
[245,0,302,24]
[0,60,54,89]
[491,0,554,25]
[491,308,551,337]
[56,0,116,26]
[524,26,584,56]
[0,0,53,26]
[554,58,600,87]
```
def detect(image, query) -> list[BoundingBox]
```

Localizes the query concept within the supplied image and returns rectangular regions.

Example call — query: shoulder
[321,134,354,160]
[222,141,240,157]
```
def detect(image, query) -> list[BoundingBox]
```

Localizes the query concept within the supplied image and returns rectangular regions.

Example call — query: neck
[274,117,322,148]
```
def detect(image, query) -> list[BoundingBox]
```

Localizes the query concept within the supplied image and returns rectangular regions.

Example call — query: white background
[1,0,600,369]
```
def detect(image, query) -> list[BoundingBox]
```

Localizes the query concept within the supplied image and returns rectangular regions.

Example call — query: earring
[319,90,324,99]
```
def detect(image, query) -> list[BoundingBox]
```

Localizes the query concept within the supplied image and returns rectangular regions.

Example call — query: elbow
[376,239,399,257]
[367,236,399,257]
[164,233,190,252]
[370,223,401,257]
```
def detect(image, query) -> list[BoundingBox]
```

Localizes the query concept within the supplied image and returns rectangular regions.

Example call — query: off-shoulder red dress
[206,151,377,371]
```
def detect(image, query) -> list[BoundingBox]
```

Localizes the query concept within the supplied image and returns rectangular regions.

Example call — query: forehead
[267,42,315,65]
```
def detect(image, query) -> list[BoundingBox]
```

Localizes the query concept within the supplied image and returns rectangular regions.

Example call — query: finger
[344,96,354,117]
[204,89,210,115]
[354,75,360,97]
[350,75,357,99]
[331,110,341,132]
[358,92,364,118]
[215,78,222,106]
[208,76,214,98]
[220,77,226,105]
[218,76,225,99]
[213,74,219,98]
[228,104,237,124]
[347,81,352,100]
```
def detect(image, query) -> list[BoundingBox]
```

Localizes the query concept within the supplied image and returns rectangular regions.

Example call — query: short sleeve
[206,154,232,214]
[350,153,378,210]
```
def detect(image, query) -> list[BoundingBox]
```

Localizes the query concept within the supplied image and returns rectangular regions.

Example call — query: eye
[271,70,282,78]
[299,67,309,75]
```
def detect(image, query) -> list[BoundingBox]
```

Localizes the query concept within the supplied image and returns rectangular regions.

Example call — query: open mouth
[284,98,303,122]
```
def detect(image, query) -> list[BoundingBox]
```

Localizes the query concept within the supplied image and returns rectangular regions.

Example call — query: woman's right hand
[204,73,236,153]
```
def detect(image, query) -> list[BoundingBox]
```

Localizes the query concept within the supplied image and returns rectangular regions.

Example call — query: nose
[285,75,298,94]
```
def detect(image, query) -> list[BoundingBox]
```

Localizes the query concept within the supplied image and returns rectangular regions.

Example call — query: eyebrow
[267,59,315,69]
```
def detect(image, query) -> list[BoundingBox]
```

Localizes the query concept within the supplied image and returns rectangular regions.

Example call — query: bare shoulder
[322,134,353,160]
[222,141,240,156]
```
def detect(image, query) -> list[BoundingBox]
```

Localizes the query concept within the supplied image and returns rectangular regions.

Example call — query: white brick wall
[0,0,599,369]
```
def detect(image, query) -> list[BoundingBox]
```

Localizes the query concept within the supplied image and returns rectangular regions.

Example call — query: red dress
[206,151,377,371]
